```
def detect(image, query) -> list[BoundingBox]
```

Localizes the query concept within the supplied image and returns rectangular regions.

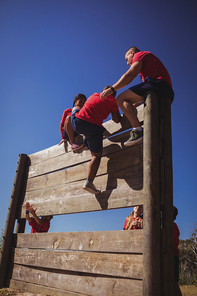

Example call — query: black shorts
[129,78,174,102]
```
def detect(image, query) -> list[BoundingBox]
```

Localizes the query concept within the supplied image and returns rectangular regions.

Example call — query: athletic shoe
[83,180,101,194]
[124,128,143,146]
[71,142,84,151]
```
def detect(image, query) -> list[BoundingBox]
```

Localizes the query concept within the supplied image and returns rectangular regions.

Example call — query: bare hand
[100,88,112,100]
[58,139,65,146]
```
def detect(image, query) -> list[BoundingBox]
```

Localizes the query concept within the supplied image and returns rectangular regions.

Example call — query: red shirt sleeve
[123,217,128,230]
[174,222,180,256]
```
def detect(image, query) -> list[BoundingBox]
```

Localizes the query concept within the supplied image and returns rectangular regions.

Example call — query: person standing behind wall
[100,46,174,146]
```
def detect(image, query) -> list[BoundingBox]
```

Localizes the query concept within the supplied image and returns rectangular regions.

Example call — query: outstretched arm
[100,60,143,100]
[26,203,44,226]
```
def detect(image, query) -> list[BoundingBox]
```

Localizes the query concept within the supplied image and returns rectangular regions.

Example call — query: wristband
[110,86,115,93]
[25,210,29,214]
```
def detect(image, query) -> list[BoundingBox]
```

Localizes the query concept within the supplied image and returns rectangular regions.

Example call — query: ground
[0,286,197,296]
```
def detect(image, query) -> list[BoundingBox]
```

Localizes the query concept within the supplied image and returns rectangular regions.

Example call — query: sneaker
[124,128,143,146]
[83,180,101,194]
[71,142,84,151]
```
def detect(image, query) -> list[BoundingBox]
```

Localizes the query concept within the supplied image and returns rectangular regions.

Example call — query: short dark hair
[126,46,140,55]
[73,94,87,107]
[102,85,116,98]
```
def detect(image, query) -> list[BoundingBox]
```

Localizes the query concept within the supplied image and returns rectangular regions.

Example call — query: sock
[133,127,142,131]
[87,178,93,183]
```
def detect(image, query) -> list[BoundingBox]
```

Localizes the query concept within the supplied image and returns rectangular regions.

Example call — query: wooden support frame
[0,100,174,295]
[143,92,161,296]
[0,154,28,288]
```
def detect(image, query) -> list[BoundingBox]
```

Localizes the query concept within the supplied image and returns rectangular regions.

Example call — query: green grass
[180,285,197,296]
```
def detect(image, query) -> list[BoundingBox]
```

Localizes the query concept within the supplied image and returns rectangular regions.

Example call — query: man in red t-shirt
[100,46,174,146]
[25,202,53,233]
[71,86,121,194]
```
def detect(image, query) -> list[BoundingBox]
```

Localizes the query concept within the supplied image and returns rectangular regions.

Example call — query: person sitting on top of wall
[123,205,143,230]
[25,202,53,233]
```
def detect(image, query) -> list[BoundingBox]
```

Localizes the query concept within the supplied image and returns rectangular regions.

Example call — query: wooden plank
[10,267,143,296]
[13,248,143,279]
[0,154,28,288]
[20,165,143,217]
[14,230,143,253]
[28,105,144,166]
[26,144,143,192]
[143,93,160,296]
[159,98,174,296]
[28,130,142,178]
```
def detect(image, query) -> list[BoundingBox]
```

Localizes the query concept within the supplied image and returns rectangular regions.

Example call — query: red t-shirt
[75,93,119,126]
[132,51,172,88]
[60,108,72,138]
[29,218,50,233]
[123,216,142,230]
[174,222,180,256]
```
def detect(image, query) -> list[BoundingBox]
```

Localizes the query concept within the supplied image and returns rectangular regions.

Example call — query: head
[125,46,140,66]
[173,206,178,221]
[42,215,53,221]
[73,94,87,108]
[102,85,116,98]
[133,205,143,216]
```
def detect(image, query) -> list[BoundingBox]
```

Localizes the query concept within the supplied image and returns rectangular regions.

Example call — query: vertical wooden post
[0,154,28,288]
[159,98,174,296]
[143,92,161,296]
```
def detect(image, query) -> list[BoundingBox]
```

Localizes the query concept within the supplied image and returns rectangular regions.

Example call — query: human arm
[100,61,143,100]
[58,123,65,145]
[111,110,121,123]
[28,204,44,226]
[25,202,32,223]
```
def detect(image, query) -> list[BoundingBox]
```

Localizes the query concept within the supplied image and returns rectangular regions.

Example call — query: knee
[116,94,124,107]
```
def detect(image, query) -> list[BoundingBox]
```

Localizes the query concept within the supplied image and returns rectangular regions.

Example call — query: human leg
[116,89,144,128]
[68,113,84,151]
[64,115,75,144]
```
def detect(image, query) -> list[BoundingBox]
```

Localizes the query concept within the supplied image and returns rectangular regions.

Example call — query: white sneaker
[83,180,101,194]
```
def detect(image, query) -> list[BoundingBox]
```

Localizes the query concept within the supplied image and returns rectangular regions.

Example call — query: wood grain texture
[26,143,143,191]
[10,268,143,296]
[20,167,143,217]
[13,248,143,279]
[14,229,143,253]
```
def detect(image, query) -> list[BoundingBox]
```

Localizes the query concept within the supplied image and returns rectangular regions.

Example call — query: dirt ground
[0,285,197,296]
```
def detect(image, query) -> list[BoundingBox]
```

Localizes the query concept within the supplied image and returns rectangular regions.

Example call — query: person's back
[75,92,118,126]
[132,51,172,87]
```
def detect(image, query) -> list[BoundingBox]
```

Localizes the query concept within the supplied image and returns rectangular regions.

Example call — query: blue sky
[0,0,196,239]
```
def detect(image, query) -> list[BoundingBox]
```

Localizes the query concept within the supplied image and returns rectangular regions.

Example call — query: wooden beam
[14,230,143,253]
[143,93,161,296]
[26,143,143,191]
[0,154,28,288]
[13,248,143,279]
[159,98,174,296]
[10,271,143,296]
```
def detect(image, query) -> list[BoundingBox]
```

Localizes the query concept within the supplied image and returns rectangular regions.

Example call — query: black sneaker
[124,128,143,146]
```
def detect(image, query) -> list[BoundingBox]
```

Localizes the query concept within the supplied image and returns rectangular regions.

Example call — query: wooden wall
[5,106,145,295]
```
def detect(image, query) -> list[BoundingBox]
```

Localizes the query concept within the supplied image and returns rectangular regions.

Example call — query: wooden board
[14,230,143,253]
[20,167,143,217]
[26,143,143,191]
[13,248,143,279]
[10,269,143,296]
